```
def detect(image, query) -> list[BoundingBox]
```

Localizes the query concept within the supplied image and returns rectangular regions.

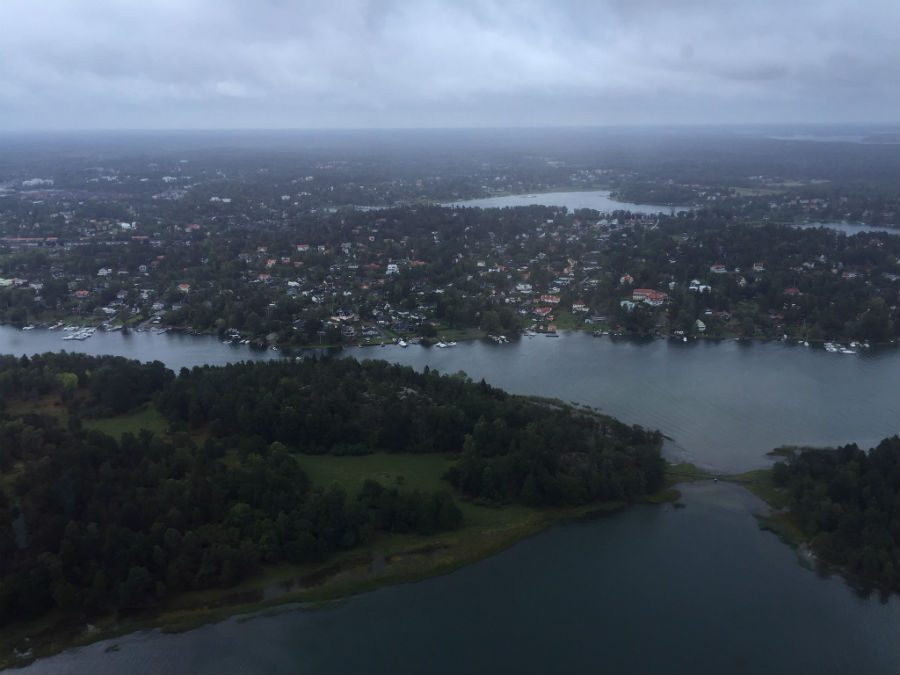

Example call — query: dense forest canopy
[0,352,663,626]
[772,436,900,591]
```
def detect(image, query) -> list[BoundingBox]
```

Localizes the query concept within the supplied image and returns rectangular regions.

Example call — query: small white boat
[445,341,457,347]
[435,341,447,348]
[398,339,408,348]
[21,325,34,331]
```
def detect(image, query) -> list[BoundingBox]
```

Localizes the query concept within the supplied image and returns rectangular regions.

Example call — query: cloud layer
[0,0,897,129]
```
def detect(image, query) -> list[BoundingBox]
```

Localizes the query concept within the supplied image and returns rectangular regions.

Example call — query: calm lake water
[17,483,900,675]
[3,327,900,674]
[446,190,681,214]
[1,327,898,473]
[348,334,900,473]
[0,326,280,372]
[443,191,899,236]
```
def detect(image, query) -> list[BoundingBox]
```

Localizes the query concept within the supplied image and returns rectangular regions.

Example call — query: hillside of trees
[772,436,900,591]
[0,353,663,626]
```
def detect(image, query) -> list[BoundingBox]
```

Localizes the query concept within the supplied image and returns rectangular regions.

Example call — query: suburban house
[632,288,669,306]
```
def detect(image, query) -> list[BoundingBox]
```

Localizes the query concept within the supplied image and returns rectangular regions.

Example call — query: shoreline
[1,321,898,354]
[1,495,650,670]
[6,463,895,668]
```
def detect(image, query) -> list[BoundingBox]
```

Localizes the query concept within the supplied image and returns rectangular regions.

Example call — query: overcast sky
[1,0,897,130]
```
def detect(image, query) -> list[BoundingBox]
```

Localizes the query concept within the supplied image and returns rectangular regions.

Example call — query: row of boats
[823,341,869,354]
[60,326,98,341]
[20,322,128,341]
[395,338,458,348]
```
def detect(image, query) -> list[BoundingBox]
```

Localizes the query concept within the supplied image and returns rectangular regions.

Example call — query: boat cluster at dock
[60,326,97,341]
[392,337,457,348]
[24,322,126,342]
[823,341,869,354]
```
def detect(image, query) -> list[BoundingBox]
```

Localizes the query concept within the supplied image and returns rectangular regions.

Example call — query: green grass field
[727,468,790,510]
[83,404,169,438]
[663,461,712,487]
[437,327,485,341]
[550,310,586,330]
[294,452,457,494]
[6,395,68,421]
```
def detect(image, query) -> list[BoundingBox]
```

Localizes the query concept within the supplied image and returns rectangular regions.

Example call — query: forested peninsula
[765,438,900,592]
[0,352,663,659]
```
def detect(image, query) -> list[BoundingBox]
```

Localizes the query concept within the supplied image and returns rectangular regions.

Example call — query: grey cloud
[0,0,896,129]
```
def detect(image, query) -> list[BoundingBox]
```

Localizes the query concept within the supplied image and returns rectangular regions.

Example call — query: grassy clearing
[550,310,587,331]
[756,511,808,549]
[663,461,712,487]
[83,403,169,438]
[726,468,790,510]
[295,452,456,495]
[725,468,808,550]
[645,488,681,504]
[293,452,551,532]
[6,395,170,441]
[6,395,68,421]
[435,327,485,341]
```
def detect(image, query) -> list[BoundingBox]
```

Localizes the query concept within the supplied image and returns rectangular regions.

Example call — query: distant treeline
[0,353,663,626]
[773,436,900,591]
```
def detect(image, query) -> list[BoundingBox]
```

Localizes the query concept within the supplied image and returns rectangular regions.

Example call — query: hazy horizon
[0,123,898,137]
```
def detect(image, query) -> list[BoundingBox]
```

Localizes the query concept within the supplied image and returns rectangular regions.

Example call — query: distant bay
[444,189,682,214]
